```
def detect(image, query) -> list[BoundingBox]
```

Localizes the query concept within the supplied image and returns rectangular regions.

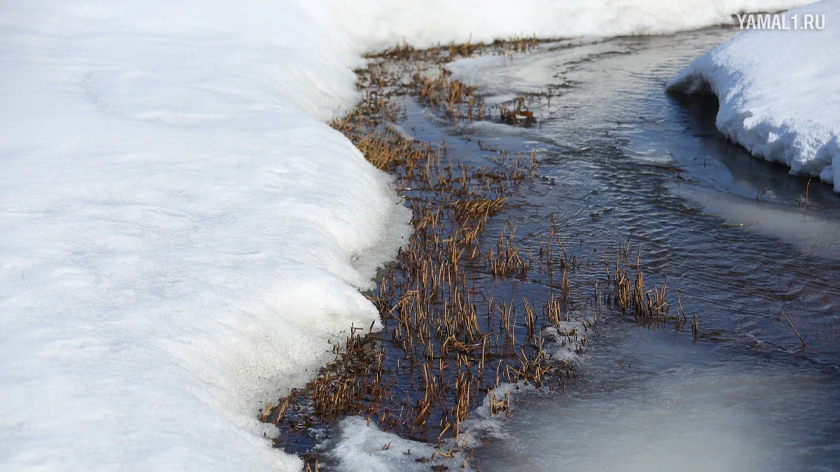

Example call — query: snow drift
[0,1,817,472]
[668,0,839,191]
[0,3,413,472]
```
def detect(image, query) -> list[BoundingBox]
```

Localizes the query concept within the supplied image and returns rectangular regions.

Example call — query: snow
[668,0,840,192]
[339,0,811,50]
[0,2,411,471]
[330,384,532,472]
[543,317,594,363]
[0,1,819,472]
[446,55,511,83]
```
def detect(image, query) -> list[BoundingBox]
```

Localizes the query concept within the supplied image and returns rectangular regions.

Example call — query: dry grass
[267,94,574,460]
[608,248,671,319]
[263,35,691,471]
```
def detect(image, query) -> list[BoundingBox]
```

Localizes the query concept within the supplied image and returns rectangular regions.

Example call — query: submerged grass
[261,37,688,471]
[267,102,570,457]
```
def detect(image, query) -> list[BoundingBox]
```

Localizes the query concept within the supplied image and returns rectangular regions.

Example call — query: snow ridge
[668,0,840,191]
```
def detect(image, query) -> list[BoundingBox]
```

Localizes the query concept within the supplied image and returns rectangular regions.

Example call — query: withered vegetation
[358,35,549,128]
[260,37,682,471]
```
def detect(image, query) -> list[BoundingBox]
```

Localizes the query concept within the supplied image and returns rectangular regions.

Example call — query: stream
[324,25,840,471]
[456,25,840,472]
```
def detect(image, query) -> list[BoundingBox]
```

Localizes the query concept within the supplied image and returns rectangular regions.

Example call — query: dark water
[323,26,840,471]
[402,26,840,471]
[448,27,840,358]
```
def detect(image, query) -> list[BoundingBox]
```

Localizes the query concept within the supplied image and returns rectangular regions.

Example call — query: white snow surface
[668,0,840,191]
[0,1,817,472]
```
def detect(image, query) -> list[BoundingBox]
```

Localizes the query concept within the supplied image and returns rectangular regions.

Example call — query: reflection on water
[672,183,840,261]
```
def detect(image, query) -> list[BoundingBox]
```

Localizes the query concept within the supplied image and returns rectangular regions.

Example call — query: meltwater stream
[438,26,840,471]
[321,26,840,471]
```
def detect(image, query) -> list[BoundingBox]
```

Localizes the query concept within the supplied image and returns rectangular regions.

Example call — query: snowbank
[0,3,412,471]
[668,0,840,191]
[337,0,811,50]
[0,1,816,472]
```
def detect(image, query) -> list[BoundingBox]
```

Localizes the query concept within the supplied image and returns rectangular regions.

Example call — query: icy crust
[544,318,594,363]
[0,0,819,471]
[330,383,533,472]
[445,55,511,83]
[330,417,472,472]
[667,0,840,191]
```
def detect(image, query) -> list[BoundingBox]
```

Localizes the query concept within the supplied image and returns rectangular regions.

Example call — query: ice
[329,417,470,472]
[458,381,538,442]
[668,0,840,191]
[472,326,840,472]
[543,317,594,363]
[672,183,840,260]
[0,1,818,471]
[446,55,511,84]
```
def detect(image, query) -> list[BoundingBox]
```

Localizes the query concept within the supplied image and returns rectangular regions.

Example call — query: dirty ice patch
[329,417,472,472]
[544,319,592,363]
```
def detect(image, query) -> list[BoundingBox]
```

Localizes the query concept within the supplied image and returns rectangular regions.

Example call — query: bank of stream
[264,26,840,471]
